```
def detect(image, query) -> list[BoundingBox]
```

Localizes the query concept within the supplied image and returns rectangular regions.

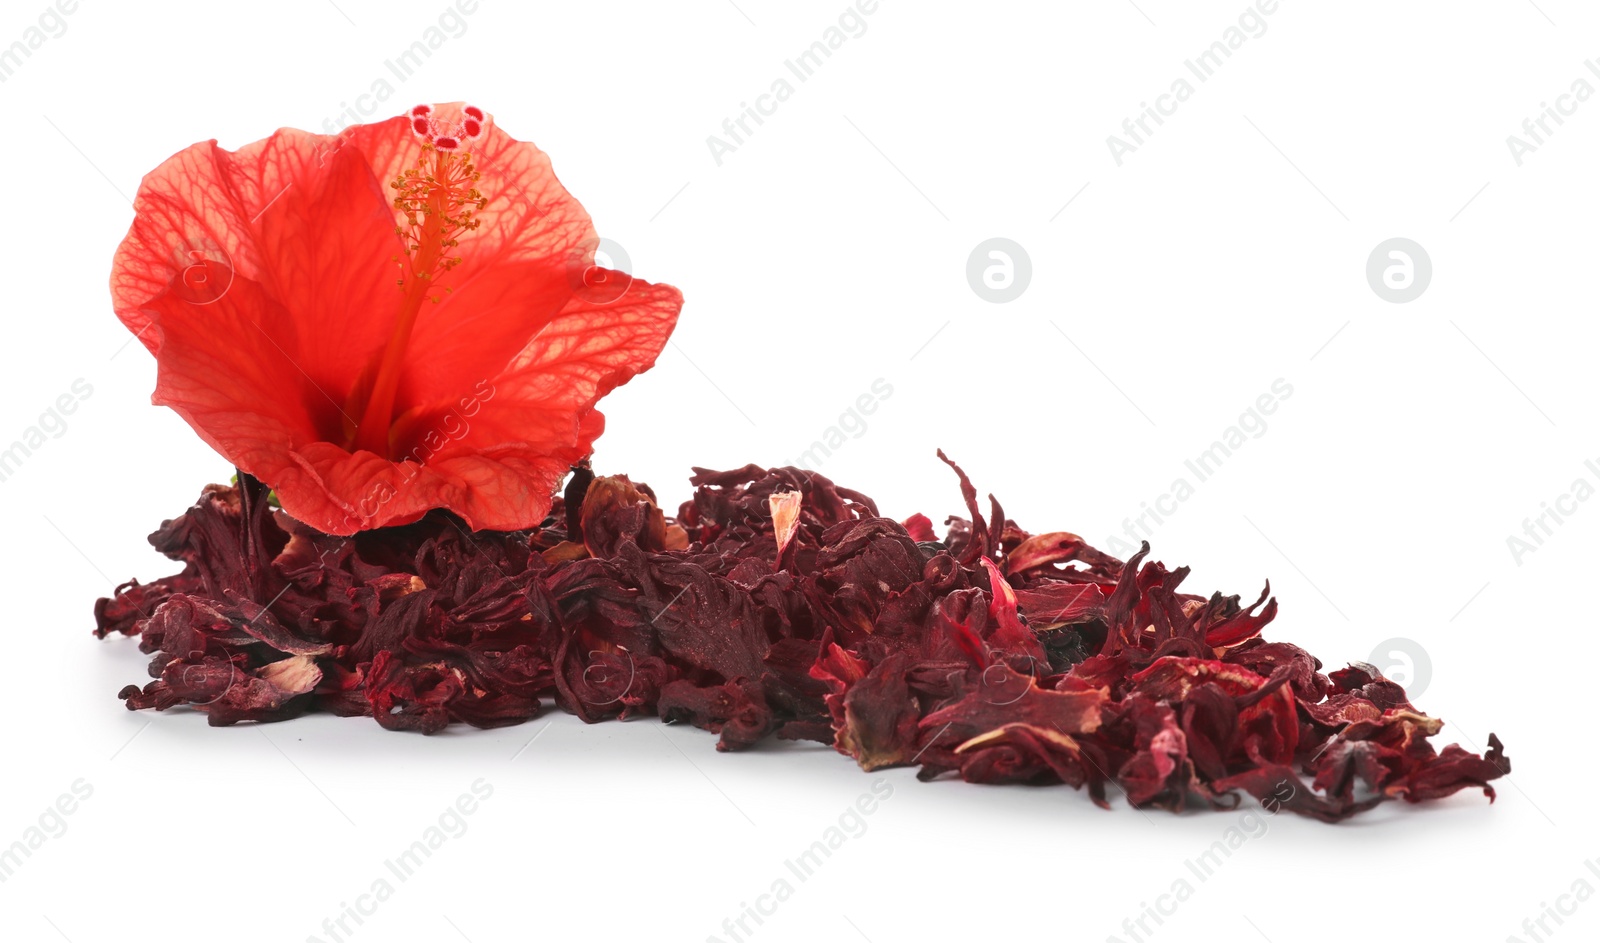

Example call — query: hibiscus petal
[135,267,552,535]
[390,272,682,498]
[143,274,327,462]
[112,129,405,414]
[113,107,683,536]
[261,275,679,534]
[341,112,601,412]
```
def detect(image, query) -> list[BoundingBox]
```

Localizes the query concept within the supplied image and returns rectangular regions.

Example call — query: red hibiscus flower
[111,103,682,535]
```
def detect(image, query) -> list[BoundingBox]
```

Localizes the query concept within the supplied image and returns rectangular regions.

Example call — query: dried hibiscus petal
[93,459,1508,821]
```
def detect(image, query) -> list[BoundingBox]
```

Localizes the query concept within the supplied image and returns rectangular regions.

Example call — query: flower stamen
[349,105,489,457]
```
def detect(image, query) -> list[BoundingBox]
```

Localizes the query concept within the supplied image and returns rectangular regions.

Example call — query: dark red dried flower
[95,457,1508,821]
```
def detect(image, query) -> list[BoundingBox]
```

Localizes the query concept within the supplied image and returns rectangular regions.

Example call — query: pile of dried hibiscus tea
[93,452,1508,822]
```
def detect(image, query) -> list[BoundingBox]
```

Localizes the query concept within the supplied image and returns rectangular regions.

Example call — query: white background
[1,1,1594,941]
